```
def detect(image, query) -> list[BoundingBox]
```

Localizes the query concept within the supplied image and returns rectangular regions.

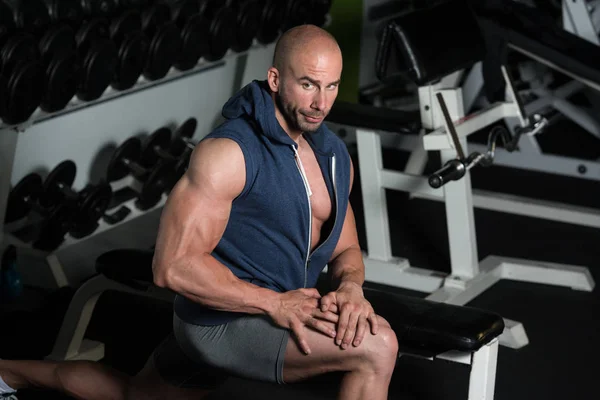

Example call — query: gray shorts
[153,313,290,387]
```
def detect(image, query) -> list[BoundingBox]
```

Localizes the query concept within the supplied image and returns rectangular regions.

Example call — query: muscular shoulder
[186,137,246,200]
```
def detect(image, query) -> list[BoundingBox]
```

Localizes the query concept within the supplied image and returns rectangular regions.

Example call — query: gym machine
[326,0,595,349]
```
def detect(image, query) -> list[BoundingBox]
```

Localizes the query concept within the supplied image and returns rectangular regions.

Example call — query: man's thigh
[282,315,393,383]
[173,313,290,384]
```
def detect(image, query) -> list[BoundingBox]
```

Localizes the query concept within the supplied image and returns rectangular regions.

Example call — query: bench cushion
[375,0,486,86]
[327,101,420,134]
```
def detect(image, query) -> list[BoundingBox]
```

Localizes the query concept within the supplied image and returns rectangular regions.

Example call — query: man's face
[274,50,342,134]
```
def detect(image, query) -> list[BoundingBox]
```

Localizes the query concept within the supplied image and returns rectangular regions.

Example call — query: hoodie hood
[222,80,332,152]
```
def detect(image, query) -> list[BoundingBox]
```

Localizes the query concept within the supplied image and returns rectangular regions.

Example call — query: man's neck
[274,105,303,145]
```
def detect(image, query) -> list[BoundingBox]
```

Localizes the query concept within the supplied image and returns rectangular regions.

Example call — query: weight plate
[176,117,198,139]
[42,160,77,209]
[110,10,142,45]
[107,137,142,182]
[71,183,112,237]
[33,203,75,252]
[39,24,77,61]
[1,33,39,71]
[144,22,181,81]
[0,2,16,43]
[141,127,172,166]
[141,3,171,34]
[41,52,78,112]
[81,0,117,19]
[112,33,148,90]
[171,0,200,28]
[4,61,44,125]
[206,7,235,61]
[256,0,284,45]
[284,0,311,30]
[78,39,118,101]
[309,0,332,26]
[75,18,110,54]
[46,0,84,27]
[138,160,174,209]
[5,174,43,223]
[232,0,261,52]
[175,14,209,70]
[13,0,51,34]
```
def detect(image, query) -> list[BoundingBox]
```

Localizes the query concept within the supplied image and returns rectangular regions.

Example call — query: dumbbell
[109,9,149,90]
[255,0,286,45]
[282,0,314,31]
[0,32,45,124]
[169,117,198,157]
[0,1,16,119]
[80,0,118,19]
[197,0,236,61]
[140,2,182,80]
[37,24,79,112]
[3,0,52,36]
[107,137,176,210]
[4,173,75,251]
[43,0,85,30]
[40,160,114,238]
[168,0,210,70]
[309,0,333,27]
[74,18,118,101]
[226,0,261,52]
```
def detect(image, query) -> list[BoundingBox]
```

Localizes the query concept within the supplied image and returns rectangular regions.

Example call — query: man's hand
[320,282,379,349]
[268,288,339,355]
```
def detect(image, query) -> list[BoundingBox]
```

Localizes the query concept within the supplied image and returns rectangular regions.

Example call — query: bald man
[0,25,398,400]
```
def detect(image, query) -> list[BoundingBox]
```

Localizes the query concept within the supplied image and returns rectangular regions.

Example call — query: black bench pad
[326,101,420,134]
[474,2,600,89]
[96,249,504,356]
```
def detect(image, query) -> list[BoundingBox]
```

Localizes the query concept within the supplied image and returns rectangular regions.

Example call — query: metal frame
[353,68,594,350]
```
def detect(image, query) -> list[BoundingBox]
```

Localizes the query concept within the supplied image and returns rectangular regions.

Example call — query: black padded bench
[47,249,504,399]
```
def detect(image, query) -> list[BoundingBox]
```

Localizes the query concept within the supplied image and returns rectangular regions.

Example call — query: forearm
[160,253,279,315]
[329,246,365,289]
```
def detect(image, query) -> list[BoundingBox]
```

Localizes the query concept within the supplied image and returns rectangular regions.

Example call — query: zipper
[292,145,312,288]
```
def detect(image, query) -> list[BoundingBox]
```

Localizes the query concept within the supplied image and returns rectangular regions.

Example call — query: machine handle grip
[428,159,466,188]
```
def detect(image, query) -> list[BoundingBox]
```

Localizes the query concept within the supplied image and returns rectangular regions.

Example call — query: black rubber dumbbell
[0,1,16,119]
[41,160,114,238]
[309,0,333,27]
[197,0,236,61]
[255,0,285,45]
[75,18,118,100]
[4,173,75,251]
[3,0,52,36]
[225,0,261,52]
[140,2,181,80]
[0,32,45,124]
[44,0,85,30]
[80,0,118,19]
[109,9,149,90]
[107,137,176,210]
[167,0,209,70]
[37,24,79,112]
[169,117,198,157]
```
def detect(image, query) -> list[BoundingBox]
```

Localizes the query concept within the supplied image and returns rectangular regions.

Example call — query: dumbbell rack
[0,40,276,291]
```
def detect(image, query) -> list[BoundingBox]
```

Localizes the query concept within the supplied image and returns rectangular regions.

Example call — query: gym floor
[2,118,599,400]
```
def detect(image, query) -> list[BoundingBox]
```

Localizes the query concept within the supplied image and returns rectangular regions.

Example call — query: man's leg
[0,359,129,400]
[283,316,398,400]
[0,357,212,400]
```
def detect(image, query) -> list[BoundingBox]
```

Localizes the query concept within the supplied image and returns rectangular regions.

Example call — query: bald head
[272,25,342,71]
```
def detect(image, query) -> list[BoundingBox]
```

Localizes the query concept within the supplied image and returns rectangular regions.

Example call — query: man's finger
[336,304,352,347]
[328,303,339,314]
[306,317,336,339]
[320,293,335,312]
[292,320,311,355]
[353,315,368,347]
[314,309,339,324]
[342,311,360,349]
[301,288,321,299]
[368,313,379,335]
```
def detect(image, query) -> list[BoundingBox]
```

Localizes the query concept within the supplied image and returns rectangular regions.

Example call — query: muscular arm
[328,160,365,290]
[152,138,278,315]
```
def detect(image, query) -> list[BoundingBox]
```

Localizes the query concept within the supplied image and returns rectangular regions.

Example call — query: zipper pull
[292,145,313,197]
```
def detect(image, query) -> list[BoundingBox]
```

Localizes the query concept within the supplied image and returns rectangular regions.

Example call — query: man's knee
[363,318,398,370]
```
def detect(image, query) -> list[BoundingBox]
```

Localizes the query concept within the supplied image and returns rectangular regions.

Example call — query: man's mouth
[303,114,323,123]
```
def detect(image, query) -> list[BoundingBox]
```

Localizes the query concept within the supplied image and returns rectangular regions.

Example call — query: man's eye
[302,82,313,89]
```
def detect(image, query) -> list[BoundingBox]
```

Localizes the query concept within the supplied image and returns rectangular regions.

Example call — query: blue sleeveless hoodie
[174,80,352,325]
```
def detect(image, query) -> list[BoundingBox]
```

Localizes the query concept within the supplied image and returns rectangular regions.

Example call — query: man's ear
[267,67,280,93]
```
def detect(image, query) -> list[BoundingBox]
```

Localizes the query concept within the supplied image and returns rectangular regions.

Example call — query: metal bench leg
[468,338,499,400]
